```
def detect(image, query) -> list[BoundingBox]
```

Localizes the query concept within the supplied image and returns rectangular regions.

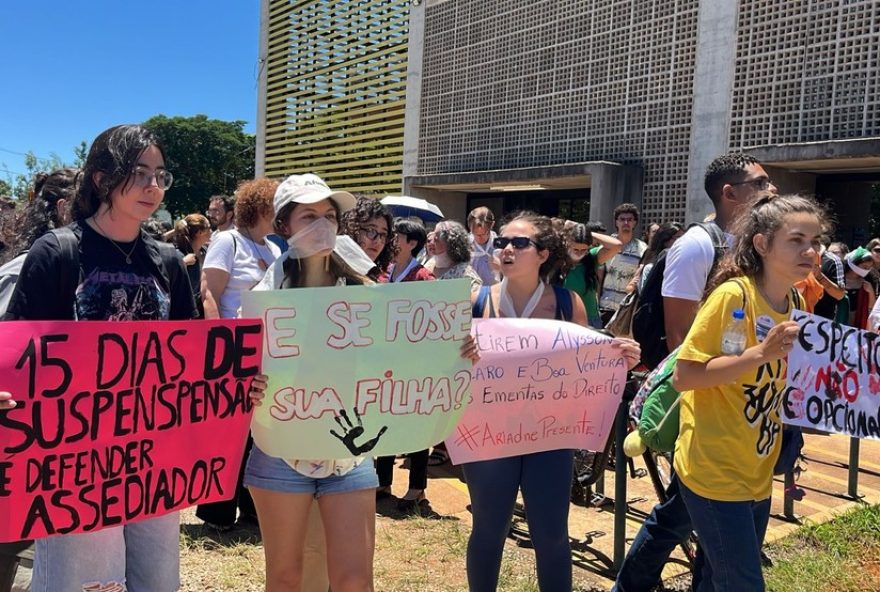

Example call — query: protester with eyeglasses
[465,211,641,592]
[340,196,396,279]
[372,217,436,511]
[598,203,647,325]
[425,220,482,291]
[2,124,196,591]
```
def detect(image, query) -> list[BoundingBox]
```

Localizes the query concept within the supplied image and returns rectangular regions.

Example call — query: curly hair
[503,211,570,281]
[340,196,397,273]
[706,194,831,296]
[8,168,80,259]
[432,220,472,265]
[169,213,211,254]
[234,178,278,229]
[703,152,760,204]
[613,203,640,222]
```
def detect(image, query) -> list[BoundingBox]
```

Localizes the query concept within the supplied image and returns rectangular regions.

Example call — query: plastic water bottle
[720,309,747,355]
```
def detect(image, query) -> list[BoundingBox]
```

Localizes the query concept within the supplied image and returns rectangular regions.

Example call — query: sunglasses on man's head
[493,236,541,250]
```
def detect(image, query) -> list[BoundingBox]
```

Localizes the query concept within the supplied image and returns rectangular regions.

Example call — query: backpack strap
[472,285,490,318]
[552,285,573,322]
[156,242,182,294]
[693,222,728,273]
[694,222,727,250]
[51,226,82,319]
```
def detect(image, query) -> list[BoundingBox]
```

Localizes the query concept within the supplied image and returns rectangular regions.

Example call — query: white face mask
[432,252,454,268]
[287,216,337,258]
[568,249,586,263]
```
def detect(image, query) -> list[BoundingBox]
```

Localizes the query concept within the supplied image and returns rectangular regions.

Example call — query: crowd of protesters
[0,126,869,592]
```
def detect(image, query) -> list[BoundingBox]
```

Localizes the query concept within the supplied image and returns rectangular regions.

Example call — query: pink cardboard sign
[0,320,262,541]
[446,318,627,464]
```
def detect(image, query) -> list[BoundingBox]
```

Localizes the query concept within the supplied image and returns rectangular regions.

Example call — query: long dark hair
[73,125,165,221]
[641,221,685,266]
[7,168,80,260]
[567,223,597,291]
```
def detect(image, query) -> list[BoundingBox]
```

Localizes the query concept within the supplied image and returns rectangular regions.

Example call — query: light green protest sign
[241,280,472,460]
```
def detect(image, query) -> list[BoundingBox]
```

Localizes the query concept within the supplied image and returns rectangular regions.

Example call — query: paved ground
[397,432,880,590]
[9,433,878,591]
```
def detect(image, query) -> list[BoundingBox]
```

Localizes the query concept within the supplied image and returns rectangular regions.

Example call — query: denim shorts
[243,445,378,497]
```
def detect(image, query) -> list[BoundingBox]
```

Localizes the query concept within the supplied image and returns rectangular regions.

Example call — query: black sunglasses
[493,236,541,250]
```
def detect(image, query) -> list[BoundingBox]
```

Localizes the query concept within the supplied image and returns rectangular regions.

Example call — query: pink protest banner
[0,320,262,542]
[784,310,880,440]
[446,318,627,464]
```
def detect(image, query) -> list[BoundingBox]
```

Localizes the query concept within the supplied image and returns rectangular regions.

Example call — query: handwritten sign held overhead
[0,320,262,542]
[446,318,627,464]
[784,311,880,440]
[241,280,473,460]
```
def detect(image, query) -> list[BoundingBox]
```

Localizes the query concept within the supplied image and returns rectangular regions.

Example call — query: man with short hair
[467,206,499,286]
[613,152,778,592]
[206,194,235,232]
[599,203,646,325]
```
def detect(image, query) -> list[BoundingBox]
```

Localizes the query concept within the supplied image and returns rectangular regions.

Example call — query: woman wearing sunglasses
[2,125,196,591]
[463,211,641,592]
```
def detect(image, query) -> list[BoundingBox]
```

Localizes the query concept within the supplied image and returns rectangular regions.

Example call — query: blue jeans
[680,481,771,592]
[31,512,180,592]
[613,476,703,592]
[462,449,573,592]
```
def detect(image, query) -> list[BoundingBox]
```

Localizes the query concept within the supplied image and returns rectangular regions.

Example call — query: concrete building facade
[259,0,880,238]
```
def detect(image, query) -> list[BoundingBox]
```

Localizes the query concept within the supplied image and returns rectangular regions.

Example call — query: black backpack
[632,223,727,369]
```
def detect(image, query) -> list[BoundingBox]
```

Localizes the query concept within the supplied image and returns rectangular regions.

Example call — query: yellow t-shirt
[673,276,798,502]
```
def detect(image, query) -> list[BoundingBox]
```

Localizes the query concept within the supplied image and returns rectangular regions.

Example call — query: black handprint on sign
[330,408,388,455]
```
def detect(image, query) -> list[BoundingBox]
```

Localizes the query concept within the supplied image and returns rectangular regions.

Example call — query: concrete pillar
[402,2,427,187]
[255,0,270,176]
[685,0,740,224]
[588,164,644,229]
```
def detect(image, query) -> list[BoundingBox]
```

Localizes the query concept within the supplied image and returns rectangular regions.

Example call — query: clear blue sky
[0,0,259,192]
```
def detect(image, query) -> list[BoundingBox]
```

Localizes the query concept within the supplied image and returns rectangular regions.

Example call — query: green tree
[9,151,67,200]
[0,179,11,197]
[73,141,88,167]
[143,114,255,218]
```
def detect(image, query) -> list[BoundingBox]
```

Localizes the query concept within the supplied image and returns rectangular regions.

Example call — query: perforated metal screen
[264,0,410,193]
[418,0,700,222]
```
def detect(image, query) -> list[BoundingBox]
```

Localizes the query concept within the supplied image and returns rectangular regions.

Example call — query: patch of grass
[764,504,880,592]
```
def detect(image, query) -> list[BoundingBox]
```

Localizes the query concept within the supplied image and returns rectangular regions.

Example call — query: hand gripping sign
[784,310,880,440]
[0,319,262,541]
[240,280,473,460]
[446,318,627,464]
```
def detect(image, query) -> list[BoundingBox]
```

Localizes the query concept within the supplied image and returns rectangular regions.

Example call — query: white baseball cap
[273,173,356,215]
